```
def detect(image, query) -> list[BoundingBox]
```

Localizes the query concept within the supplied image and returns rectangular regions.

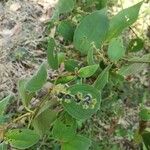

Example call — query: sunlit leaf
[55,75,76,84]
[58,52,66,65]
[107,2,143,40]
[78,64,99,78]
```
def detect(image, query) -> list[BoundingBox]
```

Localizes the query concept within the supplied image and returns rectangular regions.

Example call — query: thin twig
[7,112,32,128]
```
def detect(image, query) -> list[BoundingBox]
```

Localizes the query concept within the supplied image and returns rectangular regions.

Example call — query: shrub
[0,0,149,149]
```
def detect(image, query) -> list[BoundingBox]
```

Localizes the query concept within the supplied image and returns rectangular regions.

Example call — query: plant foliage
[0,0,149,149]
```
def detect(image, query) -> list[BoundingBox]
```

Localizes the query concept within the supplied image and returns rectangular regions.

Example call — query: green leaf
[63,84,101,120]
[56,0,75,14]
[139,107,150,121]
[127,53,150,63]
[26,63,47,92]
[65,59,79,72]
[78,64,99,78]
[55,75,76,84]
[0,95,13,115]
[118,63,148,76]
[47,38,59,70]
[96,0,108,9]
[62,135,91,150]
[18,79,34,107]
[107,2,143,40]
[52,119,76,142]
[0,142,7,150]
[142,129,150,150]
[110,72,124,85]
[108,38,125,61]
[58,52,65,65]
[87,48,95,65]
[32,104,57,136]
[5,129,40,149]
[93,65,112,91]
[57,20,75,41]
[128,38,144,52]
[52,0,75,20]
[73,9,109,54]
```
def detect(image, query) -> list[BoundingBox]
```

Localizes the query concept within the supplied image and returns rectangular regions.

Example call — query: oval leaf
[128,38,144,52]
[63,84,101,120]
[93,65,112,91]
[78,64,99,78]
[47,38,59,70]
[0,95,13,116]
[107,2,143,40]
[26,63,47,92]
[18,79,34,107]
[57,20,75,41]
[32,108,57,136]
[118,63,148,76]
[108,38,125,61]
[87,48,95,65]
[73,9,109,54]
[52,119,76,142]
[55,75,76,84]
[0,142,7,150]
[5,129,40,149]
[56,0,75,14]
[62,135,91,150]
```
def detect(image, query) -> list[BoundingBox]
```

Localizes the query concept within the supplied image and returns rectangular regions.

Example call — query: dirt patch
[0,0,58,98]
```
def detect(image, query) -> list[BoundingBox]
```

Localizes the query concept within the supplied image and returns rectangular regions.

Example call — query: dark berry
[65,94,72,99]
[84,94,92,102]
[57,92,65,99]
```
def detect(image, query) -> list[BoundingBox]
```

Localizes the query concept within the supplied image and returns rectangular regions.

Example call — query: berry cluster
[51,84,97,109]
[56,92,97,109]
